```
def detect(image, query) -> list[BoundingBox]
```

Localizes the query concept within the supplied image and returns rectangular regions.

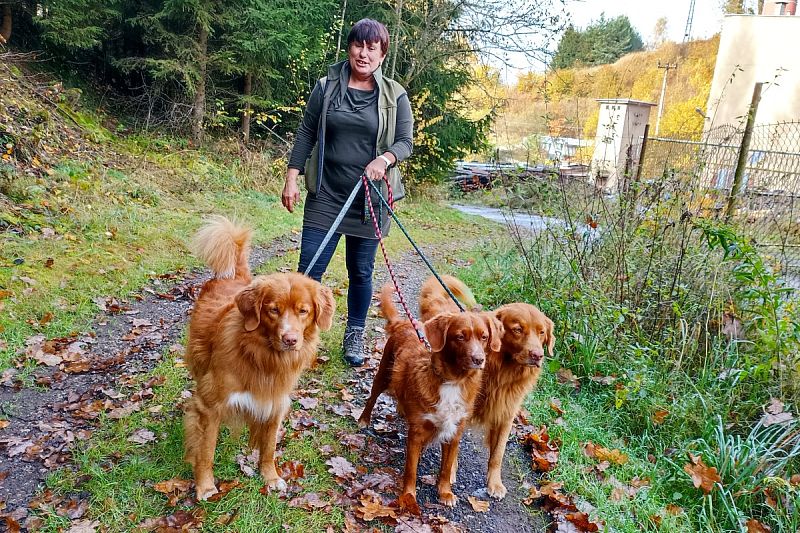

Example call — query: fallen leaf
[288,492,329,510]
[357,495,397,521]
[0,420,9,430]
[206,479,242,502]
[362,472,395,491]
[128,429,156,444]
[556,368,580,390]
[467,496,489,512]
[65,519,100,533]
[565,511,600,532]
[665,504,684,515]
[683,453,722,494]
[520,426,560,472]
[549,398,564,415]
[326,456,356,479]
[746,519,771,533]
[790,474,800,486]
[153,478,193,495]
[298,397,318,409]
[583,442,628,465]
[652,409,669,425]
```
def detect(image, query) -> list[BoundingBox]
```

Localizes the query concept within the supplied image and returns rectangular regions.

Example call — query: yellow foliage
[495,35,720,148]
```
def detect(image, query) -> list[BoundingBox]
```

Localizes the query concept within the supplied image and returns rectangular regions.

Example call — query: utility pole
[683,0,696,42]
[655,61,678,136]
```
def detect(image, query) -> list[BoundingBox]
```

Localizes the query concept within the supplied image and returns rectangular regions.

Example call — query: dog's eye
[269,307,280,315]
[513,327,523,335]
[298,308,309,315]
[455,333,465,341]
[481,333,489,340]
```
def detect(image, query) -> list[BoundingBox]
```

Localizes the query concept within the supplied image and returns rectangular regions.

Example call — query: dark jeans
[298,226,379,329]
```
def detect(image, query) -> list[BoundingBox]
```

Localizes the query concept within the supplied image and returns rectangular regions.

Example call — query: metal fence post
[725,82,763,221]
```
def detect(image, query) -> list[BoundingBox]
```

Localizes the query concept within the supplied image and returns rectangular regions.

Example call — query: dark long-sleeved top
[288,66,413,238]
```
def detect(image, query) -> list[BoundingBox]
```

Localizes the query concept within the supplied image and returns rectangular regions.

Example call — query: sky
[501,0,731,80]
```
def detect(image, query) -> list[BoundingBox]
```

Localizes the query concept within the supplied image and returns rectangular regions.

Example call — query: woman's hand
[282,170,301,213]
[364,157,387,181]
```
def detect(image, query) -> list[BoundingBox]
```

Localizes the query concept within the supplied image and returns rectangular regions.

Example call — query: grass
[455,224,800,532]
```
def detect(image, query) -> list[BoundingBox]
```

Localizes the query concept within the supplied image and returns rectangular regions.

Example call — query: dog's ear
[235,286,263,332]
[483,313,504,352]
[314,285,336,331]
[424,314,452,352]
[545,316,555,357]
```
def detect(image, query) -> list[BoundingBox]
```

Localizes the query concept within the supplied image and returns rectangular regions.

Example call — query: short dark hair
[347,19,390,55]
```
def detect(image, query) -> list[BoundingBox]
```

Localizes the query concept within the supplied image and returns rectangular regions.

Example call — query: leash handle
[366,178,466,313]
[362,174,431,351]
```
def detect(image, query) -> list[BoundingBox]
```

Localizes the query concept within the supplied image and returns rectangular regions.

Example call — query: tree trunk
[389,0,404,78]
[240,72,252,144]
[191,24,209,146]
[335,0,347,59]
[1,3,12,44]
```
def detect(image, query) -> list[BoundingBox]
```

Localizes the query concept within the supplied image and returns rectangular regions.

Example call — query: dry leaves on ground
[583,441,629,466]
[760,398,794,427]
[466,496,489,513]
[745,518,771,533]
[326,456,357,479]
[683,453,722,494]
[518,425,559,472]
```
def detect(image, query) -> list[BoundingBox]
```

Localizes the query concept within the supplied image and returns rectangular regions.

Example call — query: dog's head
[234,273,336,352]
[424,311,503,371]
[495,303,554,367]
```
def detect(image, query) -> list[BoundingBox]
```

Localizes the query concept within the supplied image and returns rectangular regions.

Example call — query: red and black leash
[362,173,467,350]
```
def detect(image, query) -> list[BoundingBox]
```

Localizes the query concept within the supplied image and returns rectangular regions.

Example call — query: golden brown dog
[419,275,555,499]
[358,284,502,506]
[183,216,335,500]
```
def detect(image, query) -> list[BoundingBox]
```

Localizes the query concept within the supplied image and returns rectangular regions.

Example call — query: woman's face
[348,40,385,79]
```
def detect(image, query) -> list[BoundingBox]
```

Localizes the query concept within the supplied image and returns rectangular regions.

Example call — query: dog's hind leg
[358,339,396,428]
[183,397,221,501]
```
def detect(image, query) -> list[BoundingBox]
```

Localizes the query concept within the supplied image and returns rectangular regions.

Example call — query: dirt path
[0,236,545,531]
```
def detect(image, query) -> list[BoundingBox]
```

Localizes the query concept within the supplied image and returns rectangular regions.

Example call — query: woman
[282,19,413,366]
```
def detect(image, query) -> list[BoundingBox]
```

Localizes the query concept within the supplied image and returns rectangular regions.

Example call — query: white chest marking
[423,382,468,444]
[227,392,275,422]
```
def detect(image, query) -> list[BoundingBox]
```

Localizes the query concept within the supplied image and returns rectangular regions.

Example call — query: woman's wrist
[377,154,392,169]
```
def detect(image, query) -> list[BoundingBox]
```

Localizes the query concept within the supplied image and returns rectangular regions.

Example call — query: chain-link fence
[639,121,800,270]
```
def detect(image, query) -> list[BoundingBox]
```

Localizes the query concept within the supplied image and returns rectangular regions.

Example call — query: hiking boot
[342,325,366,367]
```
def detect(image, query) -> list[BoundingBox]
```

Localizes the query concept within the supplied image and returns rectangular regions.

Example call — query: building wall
[762,1,797,15]
[704,15,800,148]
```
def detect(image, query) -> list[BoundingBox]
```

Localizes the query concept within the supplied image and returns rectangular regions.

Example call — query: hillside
[492,36,720,161]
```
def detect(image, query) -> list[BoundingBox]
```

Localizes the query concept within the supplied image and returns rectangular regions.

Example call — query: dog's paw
[438,491,458,507]
[487,481,507,500]
[196,483,219,501]
[264,476,288,492]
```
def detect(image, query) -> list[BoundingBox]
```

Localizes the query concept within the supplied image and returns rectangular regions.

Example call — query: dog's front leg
[255,418,287,492]
[486,420,513,499]
[438,429,463,506]
[184,398,221,501]
[401,426,425,502]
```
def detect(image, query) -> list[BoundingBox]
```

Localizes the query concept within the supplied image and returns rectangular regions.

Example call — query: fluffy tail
[440,275,478,309]
[419,275,478,320]
[379,284,402,325]
[191,215,253,280]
